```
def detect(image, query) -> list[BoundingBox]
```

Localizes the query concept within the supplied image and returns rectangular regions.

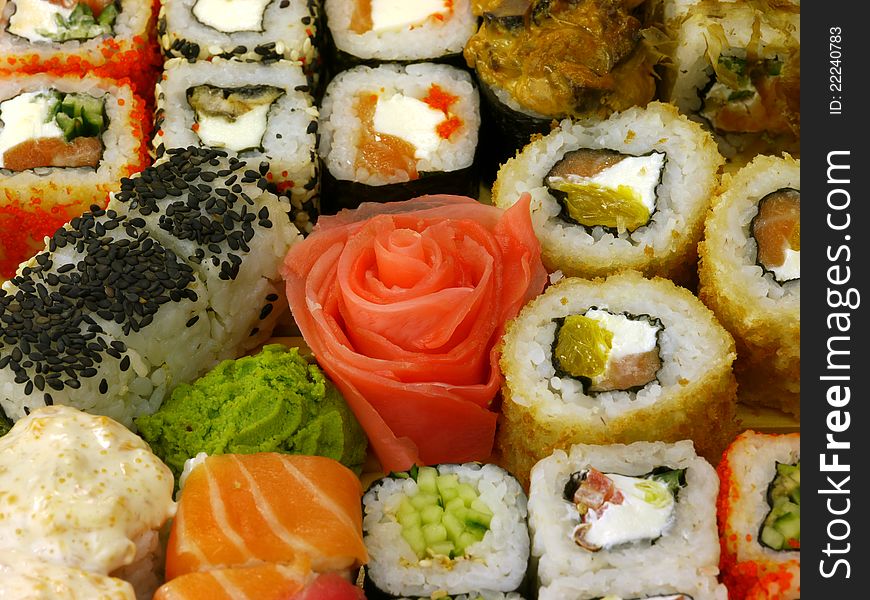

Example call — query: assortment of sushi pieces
[0,0,802,598]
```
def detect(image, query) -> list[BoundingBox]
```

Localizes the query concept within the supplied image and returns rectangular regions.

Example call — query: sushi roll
[153,58,320,234]
[318,63,480,213]
[0,148,302,424]
[0,405,176,597]
[664,0,800,162]
[528,441,726,600]
[158,0,319,72]
[0,73,149,279]
[496,271,737,487]
[363,463,529,598]
[165,453,367,579]
[0,0,159,99]
[492,102,722,283]
[324,0,476,67]
[717,431,800,599]
[697,154,799,417]
[463,0,660,167]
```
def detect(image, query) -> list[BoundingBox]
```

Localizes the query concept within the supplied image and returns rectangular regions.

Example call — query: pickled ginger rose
[282,195,546,471]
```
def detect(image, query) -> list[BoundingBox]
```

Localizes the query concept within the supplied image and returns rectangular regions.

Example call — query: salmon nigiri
[165,453,368,580]
[154,565,365,600]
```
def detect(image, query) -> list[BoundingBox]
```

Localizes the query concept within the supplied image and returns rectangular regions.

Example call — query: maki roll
[154,58,320,234]
[0,0,159,99]
[492,102,722,283]
[363,463,529,598]
[158,0,319,72]
[324,0,476,68]
[528,441,726,600]
[697,154,799,417]
[0,148,302,424]
[717,431,800,599]
[664,0,800,162]
[496,271,737,487]
[0,73,149,278]
[318,63,480,213]
[464,0,660,165]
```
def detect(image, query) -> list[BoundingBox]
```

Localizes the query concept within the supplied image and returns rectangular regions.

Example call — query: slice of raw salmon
[154,560,311,600]
[165,454,367,580]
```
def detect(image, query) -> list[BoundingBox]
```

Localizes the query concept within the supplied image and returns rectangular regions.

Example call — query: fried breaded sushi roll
[528,441,726,600]
[698,154,799,416]
[492,102,722,284]
[717,431,800,599]
[495,271,737,487]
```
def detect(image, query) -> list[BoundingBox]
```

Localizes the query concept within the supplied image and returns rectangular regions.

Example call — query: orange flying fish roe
[436,116,462,140]
[423,84,459,114]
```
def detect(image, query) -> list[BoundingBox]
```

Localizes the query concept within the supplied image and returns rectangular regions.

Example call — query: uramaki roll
[495,271,737,488]
[0,73,149,278]
[528,441,726,600]
[697,154,799,417]
[717,431,800,599]
[492,102,722,284]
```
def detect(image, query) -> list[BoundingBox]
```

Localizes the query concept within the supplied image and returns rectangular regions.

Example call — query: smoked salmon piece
[165,454,368,580]
[2,136,102,171]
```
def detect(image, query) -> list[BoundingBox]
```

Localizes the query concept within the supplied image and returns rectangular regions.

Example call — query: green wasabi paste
[136,344,367,480]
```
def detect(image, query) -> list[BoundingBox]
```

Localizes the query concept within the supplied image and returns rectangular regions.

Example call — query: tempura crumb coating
[698,154,800,417]
[495,271,737,488]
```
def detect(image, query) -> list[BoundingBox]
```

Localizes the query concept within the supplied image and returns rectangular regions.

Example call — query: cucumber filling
[552,309,663,394]
[187,85,284,154]
[564,467,686,552]
[760,461,800,551]
[392,466,493,561]
[0,90,106,170]
[750,188,800,284]
[8,0,119,43]
[546,149,666,234]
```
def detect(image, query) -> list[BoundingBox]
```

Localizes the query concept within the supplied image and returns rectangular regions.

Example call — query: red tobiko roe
[282,194,546,472]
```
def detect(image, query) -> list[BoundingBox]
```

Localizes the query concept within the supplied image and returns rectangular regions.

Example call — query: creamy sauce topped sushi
[700,54,795,136]
[553,309,663,394]
[191,0,273,33]
[6,0,119,43]
[759,461,800,551]
[353,84,465,181]
[0,551,136,600]
[563,467,686,552]
[545,149,666,233]
[0,405,176,575]
[751,188,800,284]
[0,90,106,170]
[186,84,285,153]
[350,0,453,34]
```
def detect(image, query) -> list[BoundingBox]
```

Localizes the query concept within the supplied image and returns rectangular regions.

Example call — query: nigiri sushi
[165,453,368,580]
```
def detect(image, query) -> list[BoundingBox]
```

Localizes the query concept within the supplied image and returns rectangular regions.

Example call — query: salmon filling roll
[165,453,368,580]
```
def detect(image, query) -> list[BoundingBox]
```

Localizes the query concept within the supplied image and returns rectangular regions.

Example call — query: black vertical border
[804,2,866,595]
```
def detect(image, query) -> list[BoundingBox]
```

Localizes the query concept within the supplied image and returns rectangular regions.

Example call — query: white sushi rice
[364,463,529,597]
[505,273,732,419]
[492,102,721,279]
[325,0,475,61]
[319,63,480,186]
[529,441,724,600]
